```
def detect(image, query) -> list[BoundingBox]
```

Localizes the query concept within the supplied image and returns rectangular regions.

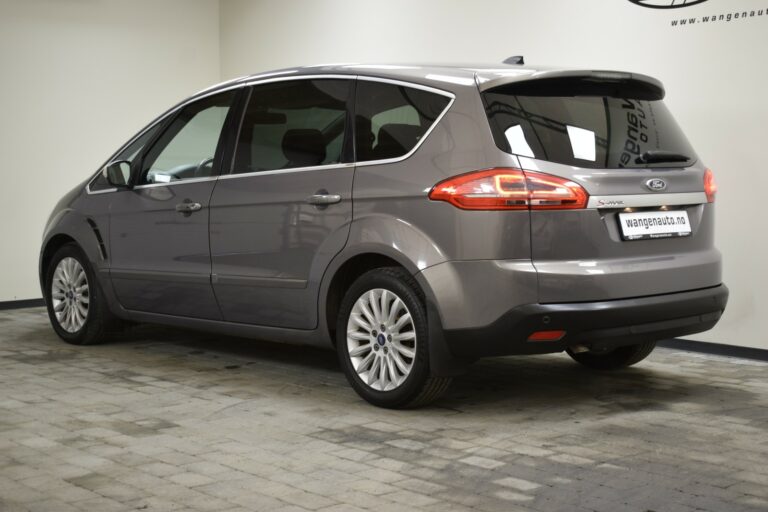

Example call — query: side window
[232,79,351,174]
[355,81,451,162]
[89,123,161,191]
[139,90,236,185]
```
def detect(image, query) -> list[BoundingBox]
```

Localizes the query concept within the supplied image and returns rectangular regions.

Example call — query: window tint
[355,81,450,162]
[232,79,351,174]
[483,89,697,169]
[140,91,235,184]
[90,123,161,191]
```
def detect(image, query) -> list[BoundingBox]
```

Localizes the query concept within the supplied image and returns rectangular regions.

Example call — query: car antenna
[503,55,525,65]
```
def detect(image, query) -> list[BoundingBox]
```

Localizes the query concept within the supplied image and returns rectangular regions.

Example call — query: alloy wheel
[346,288,417,392]
[51,257,89,333]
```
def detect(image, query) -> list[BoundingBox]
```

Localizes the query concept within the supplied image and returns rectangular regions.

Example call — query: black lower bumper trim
[444,285,729,357]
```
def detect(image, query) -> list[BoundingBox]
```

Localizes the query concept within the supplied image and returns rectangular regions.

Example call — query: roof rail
[502,55,525,65]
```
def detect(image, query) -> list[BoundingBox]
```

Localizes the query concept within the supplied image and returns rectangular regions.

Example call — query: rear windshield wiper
[636,150,691,164]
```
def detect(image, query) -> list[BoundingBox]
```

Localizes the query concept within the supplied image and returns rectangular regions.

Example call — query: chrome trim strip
[86,84,249,195]
[85,74,456,193]
[87,186,119,195]
[588,192,707,209]
[221,162,354,180]
[221,77,455,177]
[133,176,219,190]
[354,75,455,98]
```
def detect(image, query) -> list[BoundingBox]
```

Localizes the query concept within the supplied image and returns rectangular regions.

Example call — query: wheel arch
[320,245,428,347]
[39,215,108,300]
[40,234,79,290]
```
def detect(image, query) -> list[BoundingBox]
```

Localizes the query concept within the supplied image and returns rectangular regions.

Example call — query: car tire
[44,243,117,345]
[336,267,451,408]
[566,341,657,370]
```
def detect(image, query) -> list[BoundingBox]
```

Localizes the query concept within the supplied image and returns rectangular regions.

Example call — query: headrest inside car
[282,129,326,168]
[373,123,423,160]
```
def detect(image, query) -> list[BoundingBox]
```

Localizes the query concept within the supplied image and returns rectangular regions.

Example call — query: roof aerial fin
[503,55,525,65]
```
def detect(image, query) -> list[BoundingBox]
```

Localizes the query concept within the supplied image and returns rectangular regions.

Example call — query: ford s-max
[40,62,728,407]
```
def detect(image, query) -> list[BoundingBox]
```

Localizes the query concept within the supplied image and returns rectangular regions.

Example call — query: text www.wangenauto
[671,8,766,27]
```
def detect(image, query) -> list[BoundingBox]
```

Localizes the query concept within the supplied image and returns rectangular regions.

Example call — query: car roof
[190,62,664,101]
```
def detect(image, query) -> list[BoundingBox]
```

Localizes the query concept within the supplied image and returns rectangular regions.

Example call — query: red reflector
[704,168,717,203]
[428,168,588,211]
[527,330,566,342]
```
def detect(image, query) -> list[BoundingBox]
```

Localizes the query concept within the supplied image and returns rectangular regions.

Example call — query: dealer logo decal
[628,0,709,8]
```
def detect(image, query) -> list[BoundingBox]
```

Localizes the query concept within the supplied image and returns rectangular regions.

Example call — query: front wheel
[566,341,657,370]
[336,267,451,408]
[45,243,115,345]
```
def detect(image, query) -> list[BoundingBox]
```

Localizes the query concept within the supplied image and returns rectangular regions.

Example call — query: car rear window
[482,80,697,169]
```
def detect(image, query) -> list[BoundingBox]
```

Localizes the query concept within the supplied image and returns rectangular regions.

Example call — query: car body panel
[39,62,727,374]
[511,158,718,303]
[210,165,355,328]
[351,85,532,264]
[108,179,222,319]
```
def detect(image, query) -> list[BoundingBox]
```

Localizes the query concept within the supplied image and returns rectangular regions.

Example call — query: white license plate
[618,210,692,240]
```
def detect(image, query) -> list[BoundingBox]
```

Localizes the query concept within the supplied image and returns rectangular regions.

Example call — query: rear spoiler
[476,69,665,100]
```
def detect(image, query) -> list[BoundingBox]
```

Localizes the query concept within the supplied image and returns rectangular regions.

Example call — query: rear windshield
[483,85,697,169]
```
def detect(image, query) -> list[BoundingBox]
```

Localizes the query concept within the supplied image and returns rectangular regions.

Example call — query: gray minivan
[40,63,728,407]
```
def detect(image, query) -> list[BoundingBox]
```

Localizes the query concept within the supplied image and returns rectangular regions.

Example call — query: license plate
[618,210,692,240]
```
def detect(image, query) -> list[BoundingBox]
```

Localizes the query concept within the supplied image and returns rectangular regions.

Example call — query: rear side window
[355,81,451,162]
[232,79,351,174]
[483,82,697,169]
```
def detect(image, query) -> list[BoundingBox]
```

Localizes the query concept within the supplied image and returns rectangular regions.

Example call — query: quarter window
[232,79,351,174]
[354,81,451,162]
[139,90,236,184]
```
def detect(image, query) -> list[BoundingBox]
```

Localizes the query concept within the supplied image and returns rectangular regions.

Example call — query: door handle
[175,201,202,214]
[306,193,342,206]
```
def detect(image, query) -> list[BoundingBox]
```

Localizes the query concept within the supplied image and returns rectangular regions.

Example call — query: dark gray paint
[209,166,355,328]
[109,180,222,319]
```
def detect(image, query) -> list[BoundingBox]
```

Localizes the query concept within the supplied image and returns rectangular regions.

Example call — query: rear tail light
[428,168,588,210]
[704,168,717,203]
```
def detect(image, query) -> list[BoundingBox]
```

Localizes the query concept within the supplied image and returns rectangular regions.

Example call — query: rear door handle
[175,201,202,214]
[306,193,342,206]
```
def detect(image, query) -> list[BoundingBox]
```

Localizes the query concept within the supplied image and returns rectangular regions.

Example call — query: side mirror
[105,160,132,188]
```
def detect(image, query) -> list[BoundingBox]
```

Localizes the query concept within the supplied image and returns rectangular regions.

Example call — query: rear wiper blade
[636,150,691,164]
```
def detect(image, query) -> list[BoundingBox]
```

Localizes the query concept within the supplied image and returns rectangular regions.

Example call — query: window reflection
[503,125,535,158]
[566,125,596,161]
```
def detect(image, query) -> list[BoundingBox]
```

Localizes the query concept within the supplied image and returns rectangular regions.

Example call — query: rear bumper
[443,285,729,358]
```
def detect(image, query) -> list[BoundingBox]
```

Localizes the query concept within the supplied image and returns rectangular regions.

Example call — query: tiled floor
[1,307,767,512]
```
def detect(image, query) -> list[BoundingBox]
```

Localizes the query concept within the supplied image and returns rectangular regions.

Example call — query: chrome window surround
[86,75,455,194]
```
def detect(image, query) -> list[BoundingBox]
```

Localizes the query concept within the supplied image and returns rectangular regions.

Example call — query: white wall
[1,0,765,349]
[0,0,220,301]
[220,0,767,348]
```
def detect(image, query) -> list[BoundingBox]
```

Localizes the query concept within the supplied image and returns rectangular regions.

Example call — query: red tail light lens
[527,330,566,342]
[526,171,590,210]
[428,168,589,210]
[704,168,717,203]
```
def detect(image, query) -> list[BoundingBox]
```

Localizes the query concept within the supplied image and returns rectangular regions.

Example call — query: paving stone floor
[1,307,767,512]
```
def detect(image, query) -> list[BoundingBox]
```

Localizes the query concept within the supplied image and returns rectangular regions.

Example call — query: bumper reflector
[527,330,566,342]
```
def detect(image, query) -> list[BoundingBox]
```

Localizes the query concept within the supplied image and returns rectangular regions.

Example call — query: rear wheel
[45,243,115,345]
[336,267,451,408]
[566,341,656,370]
